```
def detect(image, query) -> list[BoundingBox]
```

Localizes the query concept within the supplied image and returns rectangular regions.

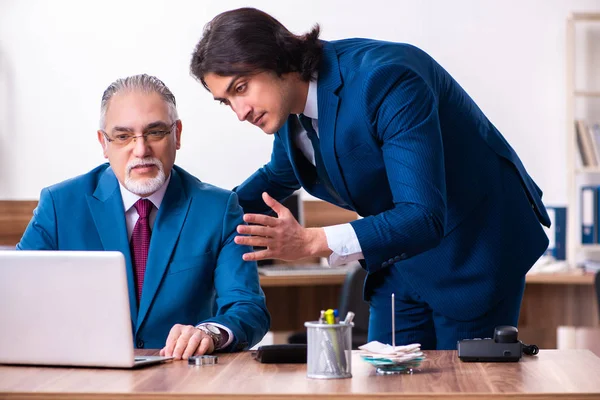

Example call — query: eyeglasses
[101,121,176,147]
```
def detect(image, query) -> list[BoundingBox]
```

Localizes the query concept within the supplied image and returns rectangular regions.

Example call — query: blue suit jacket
[18,164,270,350]
[235,39,550,320]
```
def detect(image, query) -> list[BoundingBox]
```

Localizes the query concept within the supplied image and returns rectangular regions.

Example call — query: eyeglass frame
[100,121,177,147]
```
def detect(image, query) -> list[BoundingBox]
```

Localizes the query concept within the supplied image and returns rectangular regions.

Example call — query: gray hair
[99,74,179,129]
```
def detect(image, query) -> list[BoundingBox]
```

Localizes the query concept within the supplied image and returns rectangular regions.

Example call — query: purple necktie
[130,199,152,303]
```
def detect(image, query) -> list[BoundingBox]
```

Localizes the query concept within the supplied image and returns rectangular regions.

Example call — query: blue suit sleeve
[203,192,271,351]
[234,131,301,213]
[350,67,446,272]
[16,188,58,250]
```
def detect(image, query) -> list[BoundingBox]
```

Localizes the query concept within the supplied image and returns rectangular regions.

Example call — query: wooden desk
[1,350,600,399]
[259,270,595,287]
[260,274,346,287]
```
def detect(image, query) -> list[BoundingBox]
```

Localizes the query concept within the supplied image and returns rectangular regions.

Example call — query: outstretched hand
[234,192,331,262]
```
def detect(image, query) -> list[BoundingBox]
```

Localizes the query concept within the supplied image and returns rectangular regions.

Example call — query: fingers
[262,192,288,216]
[172,330,195,359]
[195,336,215,356]
[234,235,270,248]
[181,331,204,360]
[162,325,217,360]
[243,213,278,227]
[162,324,183,358]
[163,324,200,360]
[242,249,272,262]
[236,224,272,237]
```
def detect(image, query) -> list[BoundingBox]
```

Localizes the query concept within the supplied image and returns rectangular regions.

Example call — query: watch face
[205,324,220,335]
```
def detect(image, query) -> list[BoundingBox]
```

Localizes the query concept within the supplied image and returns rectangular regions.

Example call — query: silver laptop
[0,250,172,368]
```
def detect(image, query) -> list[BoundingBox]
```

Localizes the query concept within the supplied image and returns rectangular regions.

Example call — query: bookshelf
[566,13,600,265]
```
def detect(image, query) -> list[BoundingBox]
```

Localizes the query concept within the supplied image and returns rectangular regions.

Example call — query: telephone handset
[457,326,539,362]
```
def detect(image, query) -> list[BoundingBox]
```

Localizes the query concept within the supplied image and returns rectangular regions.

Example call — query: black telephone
[457,326,539,362]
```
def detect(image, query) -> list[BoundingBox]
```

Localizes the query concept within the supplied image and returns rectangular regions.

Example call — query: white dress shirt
[296,78,364,266]
[119,175,233,349]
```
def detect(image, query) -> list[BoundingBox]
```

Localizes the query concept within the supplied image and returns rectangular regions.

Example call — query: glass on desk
[304,321,353,379]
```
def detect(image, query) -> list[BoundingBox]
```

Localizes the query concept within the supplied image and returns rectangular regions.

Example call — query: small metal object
[188,355,218,366]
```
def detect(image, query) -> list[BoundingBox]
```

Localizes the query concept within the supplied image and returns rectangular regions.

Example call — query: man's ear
[175,120,182,150]
[97,130,109,159]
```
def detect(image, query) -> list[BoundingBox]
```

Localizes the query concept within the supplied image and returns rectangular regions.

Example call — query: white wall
[0,0,599,202]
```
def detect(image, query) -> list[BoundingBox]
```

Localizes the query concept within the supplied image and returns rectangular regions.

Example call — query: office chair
[288,262,369,349]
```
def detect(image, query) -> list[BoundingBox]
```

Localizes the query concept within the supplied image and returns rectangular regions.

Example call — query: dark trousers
[367,273,525,350]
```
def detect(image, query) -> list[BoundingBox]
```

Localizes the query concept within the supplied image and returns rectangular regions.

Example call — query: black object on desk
[253,344,307,364]
[458,325,539,362]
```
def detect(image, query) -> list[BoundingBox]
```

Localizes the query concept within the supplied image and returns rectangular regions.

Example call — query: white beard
[124,157,166,196]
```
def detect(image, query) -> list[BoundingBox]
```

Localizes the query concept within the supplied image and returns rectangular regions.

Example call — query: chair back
[338,262,369,347]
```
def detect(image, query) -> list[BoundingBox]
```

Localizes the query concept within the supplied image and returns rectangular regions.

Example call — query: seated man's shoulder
[45,163,112,198]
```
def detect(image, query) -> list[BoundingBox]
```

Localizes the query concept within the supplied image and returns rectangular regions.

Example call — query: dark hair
[190,7,323,90]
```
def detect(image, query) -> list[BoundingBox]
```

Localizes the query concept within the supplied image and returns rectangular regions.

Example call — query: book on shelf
[581,186,599,244]
[544,206,566,260]
[575,120,598,167]
[592,124,600,160]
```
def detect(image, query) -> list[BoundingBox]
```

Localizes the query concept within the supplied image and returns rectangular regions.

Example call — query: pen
[322,308,347,373]
[333,309,339,324]
[318,310,326,324]
[343,311,355,325]
[392,293,395,348]
[325,309,335,325]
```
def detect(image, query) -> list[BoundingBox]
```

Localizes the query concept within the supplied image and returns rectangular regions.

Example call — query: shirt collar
[301,76,319,120]
[119,173,171,213]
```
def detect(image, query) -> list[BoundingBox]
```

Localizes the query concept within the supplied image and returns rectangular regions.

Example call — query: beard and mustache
[124,157,166,196]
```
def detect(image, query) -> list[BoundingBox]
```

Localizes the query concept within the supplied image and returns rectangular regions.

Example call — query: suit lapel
[86,167,138,325]
[317,42,355,209]
[136,168,191,331]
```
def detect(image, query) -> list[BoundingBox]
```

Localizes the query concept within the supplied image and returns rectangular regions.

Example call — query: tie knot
[134,199,152,219]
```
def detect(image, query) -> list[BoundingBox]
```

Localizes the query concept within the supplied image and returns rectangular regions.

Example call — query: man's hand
[234,192,332,262]
[159,324,214,360]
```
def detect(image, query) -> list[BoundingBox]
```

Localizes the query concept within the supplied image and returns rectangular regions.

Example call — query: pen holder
[304,321,353,379]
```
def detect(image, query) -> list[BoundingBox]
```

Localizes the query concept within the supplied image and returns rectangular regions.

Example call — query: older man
[17,74,270,359]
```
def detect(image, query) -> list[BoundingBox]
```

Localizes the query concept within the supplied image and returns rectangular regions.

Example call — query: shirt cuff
[323,223,364,267]
[196,322,234,350]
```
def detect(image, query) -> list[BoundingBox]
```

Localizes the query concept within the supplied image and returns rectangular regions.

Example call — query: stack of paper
[357,341,425,372]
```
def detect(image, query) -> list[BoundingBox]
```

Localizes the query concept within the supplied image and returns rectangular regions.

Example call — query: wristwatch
[196,324,223,349]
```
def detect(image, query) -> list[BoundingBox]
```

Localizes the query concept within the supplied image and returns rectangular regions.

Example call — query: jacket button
[382,261,389,267]
[136,339,145,349]
[400,253,408,260]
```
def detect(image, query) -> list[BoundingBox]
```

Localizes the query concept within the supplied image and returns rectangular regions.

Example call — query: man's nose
[232,100,252,122]
[131,136,152,157]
